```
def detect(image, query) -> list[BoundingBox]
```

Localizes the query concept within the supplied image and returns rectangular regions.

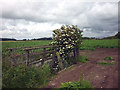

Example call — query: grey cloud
[1,2,94,24]
[0,1,118,39]
[84,3,118,37]
[1,1,60,23]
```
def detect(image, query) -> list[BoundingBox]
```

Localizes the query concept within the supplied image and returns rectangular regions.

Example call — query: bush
[2,64,51,88]
[60,79,93,89]
[51,25,83,68]
[51,25,82,55]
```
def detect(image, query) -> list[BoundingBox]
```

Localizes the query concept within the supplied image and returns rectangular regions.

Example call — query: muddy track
[46,48,119,88]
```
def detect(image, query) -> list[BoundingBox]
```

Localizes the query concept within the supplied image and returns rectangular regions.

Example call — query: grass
[98,56,115,66]
[104,56,114,60]
[2,39,119,53]
[2,40,51,49]
[80,47,95,50]
[80,39,119,50]
[77,56,89,63]
[2,40,52,54]
[98,62,116,65]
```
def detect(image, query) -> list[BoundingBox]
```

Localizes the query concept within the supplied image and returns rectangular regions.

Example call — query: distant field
[2,39,119,53]
[2,40,52,51]
[80,39,119,50]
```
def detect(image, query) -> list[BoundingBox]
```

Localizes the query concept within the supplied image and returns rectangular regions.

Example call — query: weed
[104,56,114,60]
[59,79,93,89]
[98,62,115,65]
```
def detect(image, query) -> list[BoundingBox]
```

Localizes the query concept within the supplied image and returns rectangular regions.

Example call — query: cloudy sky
[0,0,119,40]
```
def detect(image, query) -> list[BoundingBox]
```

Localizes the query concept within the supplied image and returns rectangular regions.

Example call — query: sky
[0,0,119,40]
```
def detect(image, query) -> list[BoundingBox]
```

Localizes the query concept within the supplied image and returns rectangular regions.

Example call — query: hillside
[103,32,120,39]
[0,38,16,41]
[114,32,120,39]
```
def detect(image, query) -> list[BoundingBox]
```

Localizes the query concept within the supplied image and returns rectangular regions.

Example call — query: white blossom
[40,59,42,61]
[62,34,65,36]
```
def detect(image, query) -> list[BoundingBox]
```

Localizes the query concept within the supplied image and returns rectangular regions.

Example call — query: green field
[80,39,119,50]
[2,39,119,53]
[2,40,51,51]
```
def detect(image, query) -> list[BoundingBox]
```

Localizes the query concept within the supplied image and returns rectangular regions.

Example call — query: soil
[46,48,119,88]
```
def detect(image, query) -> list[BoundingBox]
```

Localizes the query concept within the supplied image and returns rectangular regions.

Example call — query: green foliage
[60,79,93,89]
[98,62,115,65]
[77,56,89,63]
[104,56,114,60]
[2,64,51,88]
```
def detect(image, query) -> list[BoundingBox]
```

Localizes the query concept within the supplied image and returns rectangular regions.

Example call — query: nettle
[51,25,82,60]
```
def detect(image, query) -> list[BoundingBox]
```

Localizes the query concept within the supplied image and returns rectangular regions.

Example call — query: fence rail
[6,45,59,66]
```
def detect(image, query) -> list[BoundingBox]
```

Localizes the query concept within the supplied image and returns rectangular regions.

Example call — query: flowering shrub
[51,25,82,66]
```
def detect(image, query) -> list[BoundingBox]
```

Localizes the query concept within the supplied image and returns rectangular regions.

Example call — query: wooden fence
[7,45,58,66]
[6,45,79,69]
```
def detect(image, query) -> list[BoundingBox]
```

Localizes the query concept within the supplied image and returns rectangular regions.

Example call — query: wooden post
[74,47,78,61]
[56,52,63,69]
[10,49,16,66]
[56,48,63,69]
[73,49,76,57]
[50,47,56,68]
[76,48,79,57]
[26,50,30,66]
[41,48,46,65]
[53,47,56,60]
[50,49,55,67]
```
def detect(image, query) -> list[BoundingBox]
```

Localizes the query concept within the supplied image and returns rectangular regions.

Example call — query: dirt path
[46,48,119,88]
